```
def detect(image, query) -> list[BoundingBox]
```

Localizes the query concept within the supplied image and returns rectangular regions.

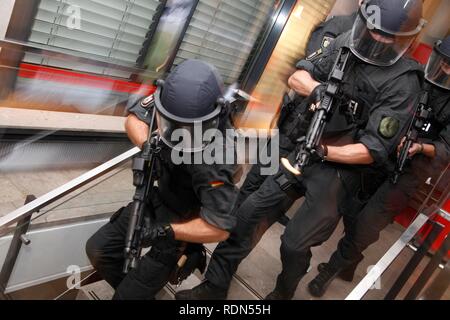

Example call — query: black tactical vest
[313,32,424,135]
[420,85,450,141]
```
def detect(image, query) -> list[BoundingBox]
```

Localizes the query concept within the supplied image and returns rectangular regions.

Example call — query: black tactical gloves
[311,144,328,162]
[141,221,176,248]
[295,137,328,164]
[308,83,327,105]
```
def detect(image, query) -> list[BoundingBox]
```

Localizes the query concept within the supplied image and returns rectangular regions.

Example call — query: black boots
[265,289,295,300]
[308,258,361,298]
[175,280,228,300]
[264,276,297,300]
[316,262,356,281]
[308,263,345,297]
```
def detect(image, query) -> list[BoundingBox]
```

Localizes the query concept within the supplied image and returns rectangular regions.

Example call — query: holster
[168,243,207,286]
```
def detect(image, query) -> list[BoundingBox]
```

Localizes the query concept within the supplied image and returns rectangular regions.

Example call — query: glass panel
[0,160,134,299]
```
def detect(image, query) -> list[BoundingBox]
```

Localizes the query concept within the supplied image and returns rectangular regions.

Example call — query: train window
[24,0,163,78]
[172,0,277,84]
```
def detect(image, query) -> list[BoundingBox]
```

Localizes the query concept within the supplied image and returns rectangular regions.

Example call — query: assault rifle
[281,47,352,175]
[123,103,161,273]
[392,86,431,184]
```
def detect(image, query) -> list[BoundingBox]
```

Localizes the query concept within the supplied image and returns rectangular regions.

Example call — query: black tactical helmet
[425,36,450,90]
[350,0,426,66]
[154,59,226,152]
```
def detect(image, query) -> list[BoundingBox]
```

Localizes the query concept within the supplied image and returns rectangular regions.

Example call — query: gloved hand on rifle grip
[141,218,176,248]
[307,83,326,105]
[295,137,327,163]
[310,144,328,162]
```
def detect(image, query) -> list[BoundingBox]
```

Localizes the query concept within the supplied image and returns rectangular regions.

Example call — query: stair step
[168,270,260,300]
[76,269,259,300]
[76,280,114,300]
[75,280,175,300]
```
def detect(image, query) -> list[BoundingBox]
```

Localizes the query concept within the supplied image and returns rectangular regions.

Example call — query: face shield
[350,3,426,66]
[154,86,222,153]
[425,41,450,90]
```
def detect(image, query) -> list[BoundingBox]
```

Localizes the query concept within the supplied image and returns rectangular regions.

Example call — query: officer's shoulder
[140,95,155,108]
[126,94,155,125]
[127,94,153,111]
[392,58,424,81]
[375,58,423,93]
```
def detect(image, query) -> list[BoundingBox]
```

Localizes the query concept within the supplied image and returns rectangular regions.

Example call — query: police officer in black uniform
[308,36,450,298]
[85,59,239,300]
[234,1,361,211]
[228,3,361,259]
[176,0,425,300]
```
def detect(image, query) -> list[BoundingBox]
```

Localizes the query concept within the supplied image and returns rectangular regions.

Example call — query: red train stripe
[18,63,156,95]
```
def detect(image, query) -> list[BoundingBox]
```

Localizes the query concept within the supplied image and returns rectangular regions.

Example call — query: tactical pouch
[168,243,207,286]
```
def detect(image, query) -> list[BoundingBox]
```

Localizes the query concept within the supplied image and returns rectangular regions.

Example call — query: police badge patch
[141,95,154,109]
[378,116,400,139]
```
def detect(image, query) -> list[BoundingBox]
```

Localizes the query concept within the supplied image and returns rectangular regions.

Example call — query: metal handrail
[345,164,450,300]
[0,39,158,78]
[345,212,430,300]
[0,147,140,233]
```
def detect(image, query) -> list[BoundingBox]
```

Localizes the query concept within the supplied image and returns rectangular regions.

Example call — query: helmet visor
[350,12,424,66]
[425,45,450,90]
[154,87,221,153]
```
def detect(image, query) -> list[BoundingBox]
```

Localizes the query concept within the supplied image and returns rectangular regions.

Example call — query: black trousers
[330,166,423,268]
[206,162,358,293]
[85,202,182,300]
